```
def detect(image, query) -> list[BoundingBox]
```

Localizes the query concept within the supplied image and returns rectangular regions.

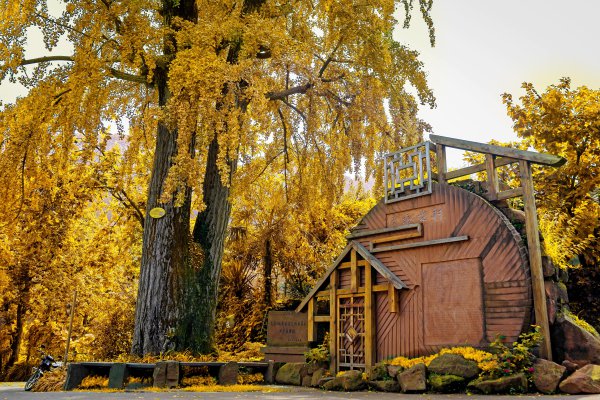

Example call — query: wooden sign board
[266,311,308,347]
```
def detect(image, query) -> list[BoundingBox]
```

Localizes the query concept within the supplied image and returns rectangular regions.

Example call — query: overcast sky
[2,0,599,168]
[395,0,600,167]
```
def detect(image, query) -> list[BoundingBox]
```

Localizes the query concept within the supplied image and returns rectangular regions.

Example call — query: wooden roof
[295,240,407,312]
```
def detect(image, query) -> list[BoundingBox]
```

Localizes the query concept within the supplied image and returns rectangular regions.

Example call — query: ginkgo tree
[1,0,436,355]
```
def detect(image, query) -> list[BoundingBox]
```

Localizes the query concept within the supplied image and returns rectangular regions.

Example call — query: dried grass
[30,367,67,392]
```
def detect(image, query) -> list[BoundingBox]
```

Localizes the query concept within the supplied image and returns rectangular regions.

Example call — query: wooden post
[307,298,315,342]
[388,283,398,313]
[436,144,447,184]
[485,154,499,201]
[519,160,552,360]
[64,290,77,364]
[364,265,374,371]
[329,270,338,373]
[350,250,358,293]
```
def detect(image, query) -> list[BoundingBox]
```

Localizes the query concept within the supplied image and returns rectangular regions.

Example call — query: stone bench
[64,360,274,390]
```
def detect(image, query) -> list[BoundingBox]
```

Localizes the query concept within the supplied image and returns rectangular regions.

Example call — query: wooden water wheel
[347,182,531,359]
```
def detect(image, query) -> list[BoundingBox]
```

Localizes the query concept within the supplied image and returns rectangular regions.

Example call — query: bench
[64,360,274,390]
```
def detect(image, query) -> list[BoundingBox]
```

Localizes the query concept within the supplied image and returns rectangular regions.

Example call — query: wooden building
[296,136,564,372]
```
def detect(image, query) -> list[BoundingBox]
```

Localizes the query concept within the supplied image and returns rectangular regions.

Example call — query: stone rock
[532,358,566,394]
[165,362,180,388]
[305,362,324,375]
[428,354,480,379]
[542,255,557,278]
[562,360,579,373]
[551,314,600,367]
[397,363,427,393]
[468,373,528,394]
[559,364,600,394]
[153,361,179,388]
[322,370,365,391]
[545,281,568,324]
[153,362,167,388]
[386,365,403,378]
[310,368,327,387]
[218,361,238,386]
[275,362,305,386]
[301,375,312,387]
[369,363,389,381]
[428,374,466,393]
[369,380,400,392]
[317,376,334,387]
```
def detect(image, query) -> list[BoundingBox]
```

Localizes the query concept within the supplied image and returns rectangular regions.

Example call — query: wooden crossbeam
[430,134,565,166]
[370,236,469,253]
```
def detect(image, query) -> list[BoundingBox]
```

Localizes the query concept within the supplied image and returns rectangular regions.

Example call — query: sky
[394,0,600,167]
[1,0,599,169]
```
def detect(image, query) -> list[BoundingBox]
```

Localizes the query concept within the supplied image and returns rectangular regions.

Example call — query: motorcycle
[24,347,63,391]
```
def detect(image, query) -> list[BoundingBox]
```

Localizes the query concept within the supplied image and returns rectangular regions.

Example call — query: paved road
[1,383,600,400]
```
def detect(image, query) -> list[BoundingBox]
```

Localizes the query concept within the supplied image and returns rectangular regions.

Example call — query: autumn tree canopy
[1,0,436,356]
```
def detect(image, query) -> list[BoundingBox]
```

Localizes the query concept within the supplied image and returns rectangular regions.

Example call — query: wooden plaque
[266,311,308,347]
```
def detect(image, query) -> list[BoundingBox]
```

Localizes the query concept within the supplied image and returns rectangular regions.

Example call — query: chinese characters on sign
[388,208,443,226]
[384,141,432,203]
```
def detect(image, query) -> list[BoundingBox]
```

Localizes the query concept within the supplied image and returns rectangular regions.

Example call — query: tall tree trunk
[187,136,236,353]
[263,239,273,307]
[131,66,192,355]
[6,298,25,369]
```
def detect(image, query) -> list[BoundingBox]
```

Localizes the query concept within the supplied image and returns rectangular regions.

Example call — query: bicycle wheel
[24,368,42,391]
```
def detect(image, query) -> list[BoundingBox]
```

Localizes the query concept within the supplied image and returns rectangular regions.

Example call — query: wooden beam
[369,225,423,250]
[486,187,524,202]
[519,160,552,360]
[485,154,500,201]
[351,250,358,293]
[370,236,469,253]
[296,244,353,312]
[307,298,315,342]
[445,156,518,181]
[436,144,447,184]
[352,241,407,289]
[314,315,329,322]
[329,270,338,373]
[388,283,398,313]
[338,260,368,269]
[319,285,398,296]
[347,224,421,240]
[430,134,566,167]
[365,265,374,371]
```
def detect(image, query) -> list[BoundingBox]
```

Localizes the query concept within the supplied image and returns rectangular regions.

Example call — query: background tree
[502,78,599,329]
[1,0,435,355]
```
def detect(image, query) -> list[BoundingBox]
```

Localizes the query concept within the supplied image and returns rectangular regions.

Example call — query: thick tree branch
[266,83,312,100]
[318,38,343,77]
[20,56,74,66]
[107,67,147,84]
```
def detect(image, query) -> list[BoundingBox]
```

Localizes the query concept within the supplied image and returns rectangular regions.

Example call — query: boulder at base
[397,363,427,393]
[552,314,600,367]
[428,374,465,393]
[468,373,528,394]
[369,380,400,392]
[428,354,480,378]
[559,364,600,394]
[532,358,566,394]
[310,368,327,387]
[275,363,305,386]
[322,370,365,391]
